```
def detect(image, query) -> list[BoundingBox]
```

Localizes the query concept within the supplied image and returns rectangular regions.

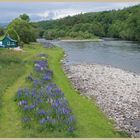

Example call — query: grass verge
[0,43,128,137]
[46,46,128,138]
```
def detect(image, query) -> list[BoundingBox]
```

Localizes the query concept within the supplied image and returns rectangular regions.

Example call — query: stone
[64,63,140,138]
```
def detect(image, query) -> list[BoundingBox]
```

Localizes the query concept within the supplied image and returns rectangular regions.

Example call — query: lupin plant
[15,53,76,134]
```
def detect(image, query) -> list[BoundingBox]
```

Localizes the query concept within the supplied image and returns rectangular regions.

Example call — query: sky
[0,2,140,23]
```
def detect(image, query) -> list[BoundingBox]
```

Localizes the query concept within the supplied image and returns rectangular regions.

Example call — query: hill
[36,4,140,41]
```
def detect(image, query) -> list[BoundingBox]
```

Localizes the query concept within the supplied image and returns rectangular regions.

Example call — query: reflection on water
[51,39,140,74]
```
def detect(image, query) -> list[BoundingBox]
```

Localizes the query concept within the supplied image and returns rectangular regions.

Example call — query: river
[50,38,140,74]
[37,38,140,137]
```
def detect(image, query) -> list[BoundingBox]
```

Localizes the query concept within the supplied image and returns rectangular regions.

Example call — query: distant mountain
[36,4,140,41]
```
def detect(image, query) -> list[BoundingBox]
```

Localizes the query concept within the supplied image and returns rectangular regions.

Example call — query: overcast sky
[0,2,139,23]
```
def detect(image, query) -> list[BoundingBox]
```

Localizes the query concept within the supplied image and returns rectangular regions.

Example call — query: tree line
[0,4,139,45]
[36,4,140,41]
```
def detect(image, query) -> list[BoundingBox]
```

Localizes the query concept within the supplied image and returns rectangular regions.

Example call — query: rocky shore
[63,63,140,137]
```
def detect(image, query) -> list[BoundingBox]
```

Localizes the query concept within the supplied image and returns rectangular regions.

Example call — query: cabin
[0,35,18,48]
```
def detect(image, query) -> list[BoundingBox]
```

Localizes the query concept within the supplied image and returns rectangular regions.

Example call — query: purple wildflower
[40,118,47,125]
[18,100,28,106]
[66,115,76,125]
[38,109,46,115]
[33,79,40,86]
[43,74,51,81]
[24,88,30,96]
[17,88,23,97]
[68,126,74,133]
[23,104,35,111]
[46,85,52,95]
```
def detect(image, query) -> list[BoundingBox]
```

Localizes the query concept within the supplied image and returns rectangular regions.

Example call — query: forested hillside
[36,4,140,41]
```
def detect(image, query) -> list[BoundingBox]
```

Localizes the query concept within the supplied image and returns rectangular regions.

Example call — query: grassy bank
[46,46,128,137]
[0,43,127,137]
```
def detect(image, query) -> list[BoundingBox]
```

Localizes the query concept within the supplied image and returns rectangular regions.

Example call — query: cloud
[37,9,84,20]
[0,2,139,23]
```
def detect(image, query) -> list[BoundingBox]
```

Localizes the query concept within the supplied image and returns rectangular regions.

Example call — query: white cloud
[0,2,139,23]
[37,9,84,20]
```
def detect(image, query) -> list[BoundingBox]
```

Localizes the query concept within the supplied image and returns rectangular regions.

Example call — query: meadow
[0,43,128,137]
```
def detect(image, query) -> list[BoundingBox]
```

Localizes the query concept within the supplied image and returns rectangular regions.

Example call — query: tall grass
[0,49,26,96]
[0,45,128,137]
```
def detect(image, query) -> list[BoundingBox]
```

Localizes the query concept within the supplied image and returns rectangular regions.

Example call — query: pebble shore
[63,63,140,137]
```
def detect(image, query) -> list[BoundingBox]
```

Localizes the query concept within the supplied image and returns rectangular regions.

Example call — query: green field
[0,43,128,137]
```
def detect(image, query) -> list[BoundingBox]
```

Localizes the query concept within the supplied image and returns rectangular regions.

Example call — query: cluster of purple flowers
[16,57,76,133]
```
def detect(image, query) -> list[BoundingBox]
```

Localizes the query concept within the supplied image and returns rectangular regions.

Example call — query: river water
[50,38,140,74]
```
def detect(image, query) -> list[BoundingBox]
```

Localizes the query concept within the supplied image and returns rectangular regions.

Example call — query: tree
[43,30,57,40]
[7,15,36,44]
[36,4,140,41]
[20,14,30,22]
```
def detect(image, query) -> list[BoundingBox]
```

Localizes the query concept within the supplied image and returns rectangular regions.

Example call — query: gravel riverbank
[63,63,140,137]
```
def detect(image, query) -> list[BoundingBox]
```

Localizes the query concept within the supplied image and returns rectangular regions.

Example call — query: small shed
[0,35,18,48]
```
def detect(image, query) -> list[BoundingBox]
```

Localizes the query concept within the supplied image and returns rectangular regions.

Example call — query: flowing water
[51,38,140,74]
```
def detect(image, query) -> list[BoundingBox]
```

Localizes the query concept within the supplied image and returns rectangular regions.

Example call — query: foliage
[36,4,140,41]
[20,14,30,22]
[6,14,36,44]
[16,58,76,134]
[0,44,128,137]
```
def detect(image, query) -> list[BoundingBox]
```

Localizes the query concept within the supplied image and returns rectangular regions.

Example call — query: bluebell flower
[23,104,35,111]
[46,85,52,95]
[17,58,76,132]
[40,118,47,125]
[46,70,53,76]
[17,88,23,97]
[43,74,51,81]
[33,79,41,86]
[68,126,74,133]
[18,100,28,106]
[66,115,76,125]
[31,89,36,97]
[38,109,46,115]
[24,88,30,96]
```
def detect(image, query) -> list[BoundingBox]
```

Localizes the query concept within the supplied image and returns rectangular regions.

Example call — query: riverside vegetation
[0,43,128,137]
[36,4,140,41]
[0,4,138,138]
[0,4,140,43]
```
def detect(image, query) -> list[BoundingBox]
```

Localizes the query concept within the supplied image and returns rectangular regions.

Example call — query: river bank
[60,39,102,42]
[63,63,140,137]
[37,41,127,137]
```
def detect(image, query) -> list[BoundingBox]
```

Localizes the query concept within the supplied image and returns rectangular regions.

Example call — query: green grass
[0,43,128,137]
[0,49,26,95]
[46,46,128,137]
